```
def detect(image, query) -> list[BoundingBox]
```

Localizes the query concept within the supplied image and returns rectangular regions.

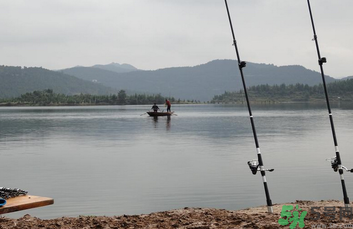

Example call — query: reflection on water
[0,104,353,219]
[152,116,171,131]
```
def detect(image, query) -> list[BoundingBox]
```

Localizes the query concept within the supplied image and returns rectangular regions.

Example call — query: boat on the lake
[147,111,174,117]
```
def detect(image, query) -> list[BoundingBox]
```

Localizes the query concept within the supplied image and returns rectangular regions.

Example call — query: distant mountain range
[92,63,139,73]
[0,60,341,101]
[61,59,336,101]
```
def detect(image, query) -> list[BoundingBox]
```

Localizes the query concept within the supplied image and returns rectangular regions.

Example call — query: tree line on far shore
[211,78,353,104]
[2,77,353,106]
[0,89,201,106]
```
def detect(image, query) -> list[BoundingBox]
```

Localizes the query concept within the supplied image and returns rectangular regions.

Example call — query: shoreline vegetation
[211,80,353,104]
[1,78,353,107]
[0,89,202,107]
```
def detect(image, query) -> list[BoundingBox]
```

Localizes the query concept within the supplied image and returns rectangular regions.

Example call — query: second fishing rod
[224,0,274,213]
[307,0,353,208]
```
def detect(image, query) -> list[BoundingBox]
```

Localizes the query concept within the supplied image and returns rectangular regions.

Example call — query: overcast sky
[0,0,352,78]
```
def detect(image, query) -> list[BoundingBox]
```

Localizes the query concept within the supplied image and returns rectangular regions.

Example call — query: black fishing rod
[224,0,274,213]
[307,0,353,207]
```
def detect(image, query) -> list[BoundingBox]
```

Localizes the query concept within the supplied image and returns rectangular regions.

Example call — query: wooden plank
[0,195,54,214]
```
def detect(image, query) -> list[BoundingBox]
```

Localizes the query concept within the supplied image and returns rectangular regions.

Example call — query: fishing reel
[239,61,246,69]
[326,157,353,173]
[318,57,327,66]
[247,159,274,175]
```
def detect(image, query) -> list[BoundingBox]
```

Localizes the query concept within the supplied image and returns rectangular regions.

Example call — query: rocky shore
[0,200,351,228]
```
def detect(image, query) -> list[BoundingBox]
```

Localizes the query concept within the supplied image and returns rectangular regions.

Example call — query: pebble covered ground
[0,200,352,228]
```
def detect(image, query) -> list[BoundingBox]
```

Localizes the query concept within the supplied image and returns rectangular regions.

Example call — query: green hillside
[0,66,115,98]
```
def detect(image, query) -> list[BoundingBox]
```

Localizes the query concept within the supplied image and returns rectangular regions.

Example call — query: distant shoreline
[0,102,112,107]
[0,99,350,107]
[0,102,205,107]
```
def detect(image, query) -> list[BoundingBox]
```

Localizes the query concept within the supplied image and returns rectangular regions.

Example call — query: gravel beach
[0,200,352,228]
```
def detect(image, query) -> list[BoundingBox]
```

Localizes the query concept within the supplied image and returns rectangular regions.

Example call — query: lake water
[1,103,353,219]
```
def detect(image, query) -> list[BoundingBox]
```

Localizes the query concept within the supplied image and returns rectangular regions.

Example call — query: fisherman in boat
[151,103,159,112]
[165,99,171,112]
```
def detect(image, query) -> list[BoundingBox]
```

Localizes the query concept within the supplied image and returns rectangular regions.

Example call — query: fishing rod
[306,0,353,208]
[224,0,274,213]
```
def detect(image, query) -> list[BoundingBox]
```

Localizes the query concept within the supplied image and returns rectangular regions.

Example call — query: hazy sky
[0,0,352,78]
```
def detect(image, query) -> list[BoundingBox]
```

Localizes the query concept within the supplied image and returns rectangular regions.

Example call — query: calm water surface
[1,104,353,219]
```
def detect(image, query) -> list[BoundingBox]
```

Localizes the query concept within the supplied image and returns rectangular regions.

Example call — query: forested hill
[61,59,336,101]
[0,66,115,98]
[211,79,353,103]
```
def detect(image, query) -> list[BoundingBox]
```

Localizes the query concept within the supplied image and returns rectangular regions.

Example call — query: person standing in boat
[165,99,171,112]
[151,103,159,112]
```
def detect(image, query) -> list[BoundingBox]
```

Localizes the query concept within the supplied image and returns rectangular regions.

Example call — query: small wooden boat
[147,111,174,117]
